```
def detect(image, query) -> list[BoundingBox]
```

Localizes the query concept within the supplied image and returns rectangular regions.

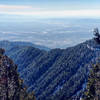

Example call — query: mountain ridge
[0,40,50,51]
[0,39,99,100]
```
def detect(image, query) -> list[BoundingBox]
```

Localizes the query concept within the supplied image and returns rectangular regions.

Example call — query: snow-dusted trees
[93,28,100,43]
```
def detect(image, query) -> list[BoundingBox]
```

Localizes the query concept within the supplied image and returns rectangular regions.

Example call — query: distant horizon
[0,1,100,48]
[0,18,99,48]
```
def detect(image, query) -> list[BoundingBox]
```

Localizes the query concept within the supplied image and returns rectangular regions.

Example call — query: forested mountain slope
[0,39,100,100]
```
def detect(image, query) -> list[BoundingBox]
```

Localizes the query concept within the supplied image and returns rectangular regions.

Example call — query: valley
[0,39,99,100]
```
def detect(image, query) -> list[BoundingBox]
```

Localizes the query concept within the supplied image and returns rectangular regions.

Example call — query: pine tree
[83,64,100,100]
[93,28,100,43]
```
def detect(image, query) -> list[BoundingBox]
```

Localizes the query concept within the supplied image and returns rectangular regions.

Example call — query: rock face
[0,48,36,100]
[0,49,19,100]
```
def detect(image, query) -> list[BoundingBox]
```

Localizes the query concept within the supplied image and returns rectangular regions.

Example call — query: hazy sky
[0,0,100,48]
[0,0,100,18]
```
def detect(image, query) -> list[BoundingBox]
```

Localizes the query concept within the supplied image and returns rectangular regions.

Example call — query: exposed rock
[0,48,36,100]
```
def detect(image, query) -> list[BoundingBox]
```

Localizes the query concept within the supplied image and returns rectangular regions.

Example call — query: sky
[0,0,100,48]
[0,0,100,18]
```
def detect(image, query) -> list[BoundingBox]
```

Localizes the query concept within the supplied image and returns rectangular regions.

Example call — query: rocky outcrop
[0,48,36,100]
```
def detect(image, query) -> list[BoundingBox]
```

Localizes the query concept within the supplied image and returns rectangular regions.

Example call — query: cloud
[0,4,100,18]
[0,4,43,13]
[0,5,33,9]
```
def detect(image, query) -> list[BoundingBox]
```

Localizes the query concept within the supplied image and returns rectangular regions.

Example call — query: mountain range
[0,40,50,51]
[0,39,100,100]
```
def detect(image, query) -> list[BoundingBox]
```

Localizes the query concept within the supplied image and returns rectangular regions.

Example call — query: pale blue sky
[0,0,100,18]
[1,0,100,10]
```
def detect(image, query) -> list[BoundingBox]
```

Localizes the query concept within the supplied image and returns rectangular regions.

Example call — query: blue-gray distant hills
[0,40,50,51]
[0,39,100,100]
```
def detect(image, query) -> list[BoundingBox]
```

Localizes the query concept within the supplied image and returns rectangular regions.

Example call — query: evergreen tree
[93,28,100,43]
[83,64,100,100]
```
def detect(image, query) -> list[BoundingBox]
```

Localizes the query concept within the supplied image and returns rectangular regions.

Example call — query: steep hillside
[6,46,46,72]
[0,48,35,100]
[3,39,99,100]
[0,39,100,100]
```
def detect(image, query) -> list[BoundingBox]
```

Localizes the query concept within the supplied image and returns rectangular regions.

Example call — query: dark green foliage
[18,79,36,100]
[83,63,100,100]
